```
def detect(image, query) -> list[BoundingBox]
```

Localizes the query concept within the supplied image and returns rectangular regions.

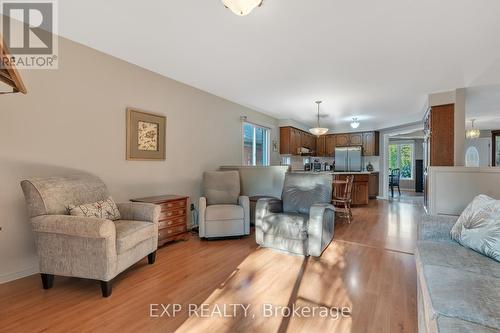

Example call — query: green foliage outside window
[389,143,413,179]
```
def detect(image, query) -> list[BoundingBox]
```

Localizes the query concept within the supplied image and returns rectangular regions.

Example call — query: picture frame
[126,108,166,161]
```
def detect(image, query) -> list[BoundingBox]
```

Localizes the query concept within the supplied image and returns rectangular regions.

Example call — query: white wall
[427,167,500,215]
[0,36,279,282]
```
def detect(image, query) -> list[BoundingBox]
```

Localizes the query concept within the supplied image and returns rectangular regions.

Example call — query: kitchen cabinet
[334,174,369,205]
[335,134,350,147]
[362,131,380,156]
[300,132,307,149]
[291,128,301,154]
[280,126,316,155]
[316,136,326,156]
[369,172,379,198]
[353,182,369,205]
[280,127,379,156]
[349,133,363,146]
[302,132,316,151]
[280,127,291,154]
[325,135,336,156]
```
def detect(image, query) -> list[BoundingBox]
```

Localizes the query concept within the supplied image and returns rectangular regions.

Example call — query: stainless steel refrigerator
[334,146,362,172]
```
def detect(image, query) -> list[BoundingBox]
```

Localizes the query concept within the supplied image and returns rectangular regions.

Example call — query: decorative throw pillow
[68,196,121,221]
[450,194,500,262]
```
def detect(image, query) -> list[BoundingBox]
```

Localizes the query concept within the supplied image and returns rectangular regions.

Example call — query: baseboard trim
[0,265,38,284]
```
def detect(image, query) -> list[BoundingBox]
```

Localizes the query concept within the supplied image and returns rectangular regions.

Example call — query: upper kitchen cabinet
[325,135,336,156]
[316,135,326,156]
[362,131,380,156]
[333,131,380,156]
[349,133,363,146]
[280,126,379,156]
[301,131,316,151]
[290,128,302,154]
[335,134,350,147]
[279,126,316,155]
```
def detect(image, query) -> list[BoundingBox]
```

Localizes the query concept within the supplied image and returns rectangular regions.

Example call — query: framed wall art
[126,108,166,160]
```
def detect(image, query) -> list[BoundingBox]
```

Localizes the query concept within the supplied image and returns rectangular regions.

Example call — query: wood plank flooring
[0,199,422,333]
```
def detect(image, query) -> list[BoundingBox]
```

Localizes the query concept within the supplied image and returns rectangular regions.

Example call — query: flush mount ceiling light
[309,101,329,136]
[350,117,360,129]
[466,119,480,139]
[222,0,263,16]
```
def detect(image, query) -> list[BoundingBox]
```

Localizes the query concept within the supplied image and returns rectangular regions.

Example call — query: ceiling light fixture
[222,0,263,16]
[466,119,480,139]
[309,101,329,136]
[350,117,360,129]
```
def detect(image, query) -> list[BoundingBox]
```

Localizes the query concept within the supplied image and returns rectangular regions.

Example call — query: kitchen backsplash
[282,155,380,172]
[363,156,380,172]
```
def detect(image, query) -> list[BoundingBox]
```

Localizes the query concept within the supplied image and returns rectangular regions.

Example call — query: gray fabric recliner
[198,171,250,238]
[255,173,335,257]
[20,173,160,297]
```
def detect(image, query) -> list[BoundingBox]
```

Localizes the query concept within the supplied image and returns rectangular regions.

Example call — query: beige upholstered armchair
[198,171,250,238]
[20,173,160,297]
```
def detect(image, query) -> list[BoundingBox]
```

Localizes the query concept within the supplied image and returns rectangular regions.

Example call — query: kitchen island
[291,170,379,205]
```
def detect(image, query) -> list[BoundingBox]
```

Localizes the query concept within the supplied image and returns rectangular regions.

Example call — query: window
[243,122,270,166]
[389,143,413,179]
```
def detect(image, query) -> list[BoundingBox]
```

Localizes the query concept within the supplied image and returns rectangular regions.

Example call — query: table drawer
[159,208,186,221]
[158,216,186,229]
[158,225,186,239]
[160,200,186,211]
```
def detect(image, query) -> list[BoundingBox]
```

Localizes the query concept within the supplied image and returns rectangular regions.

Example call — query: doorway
[381,124,425,200]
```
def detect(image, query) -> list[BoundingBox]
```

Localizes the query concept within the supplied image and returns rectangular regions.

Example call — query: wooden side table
[131,194,189,247]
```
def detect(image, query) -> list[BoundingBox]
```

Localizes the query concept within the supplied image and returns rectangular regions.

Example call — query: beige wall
[0,36,279,282]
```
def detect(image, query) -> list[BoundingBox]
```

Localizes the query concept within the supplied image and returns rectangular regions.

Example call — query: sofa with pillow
[20,173,160,297]
[417,195,500,333]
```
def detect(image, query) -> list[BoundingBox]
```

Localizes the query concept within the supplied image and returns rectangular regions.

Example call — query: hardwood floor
[0,199,421,333]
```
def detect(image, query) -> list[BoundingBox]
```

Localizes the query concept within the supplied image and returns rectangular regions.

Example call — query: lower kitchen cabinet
[334,174,369,205]
[369,172,379,198]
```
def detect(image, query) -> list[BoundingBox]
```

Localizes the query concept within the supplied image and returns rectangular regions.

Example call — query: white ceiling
[53,1,500,131]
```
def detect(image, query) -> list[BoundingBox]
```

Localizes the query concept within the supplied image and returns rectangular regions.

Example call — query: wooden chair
[389,168,401,197]
[332,176,354,223]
